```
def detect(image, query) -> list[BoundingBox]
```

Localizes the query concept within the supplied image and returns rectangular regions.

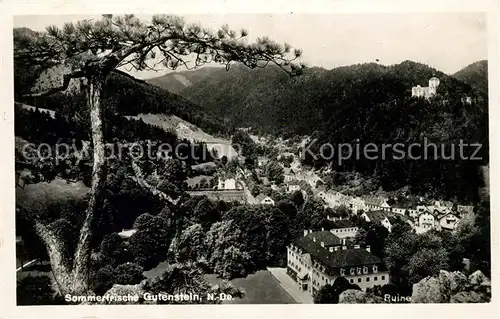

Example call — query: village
[177,132,477,302]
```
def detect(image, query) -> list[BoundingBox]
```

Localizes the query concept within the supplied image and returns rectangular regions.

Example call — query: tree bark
[34,221,73,295]
[69,72,107,295]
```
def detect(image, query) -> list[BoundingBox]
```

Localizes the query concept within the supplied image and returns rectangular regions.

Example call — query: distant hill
[176,60,485,136]
[146,66,224,94]
[452,60,488,95]
[170,60,488,201]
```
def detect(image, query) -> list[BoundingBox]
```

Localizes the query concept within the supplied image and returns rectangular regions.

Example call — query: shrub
[90,265,115,295]
[17,275,65,305]
[113,262,144,285]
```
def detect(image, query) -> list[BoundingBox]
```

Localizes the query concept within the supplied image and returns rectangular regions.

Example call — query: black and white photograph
[2,0,498,316]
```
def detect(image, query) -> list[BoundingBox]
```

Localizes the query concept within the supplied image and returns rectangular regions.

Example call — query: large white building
[411,77,440,99]
[287,231,389,296]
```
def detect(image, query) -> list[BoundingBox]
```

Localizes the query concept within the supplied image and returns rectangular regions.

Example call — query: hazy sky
[13,13,487,78]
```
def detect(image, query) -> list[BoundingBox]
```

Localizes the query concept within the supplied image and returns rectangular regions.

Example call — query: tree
[14,14,304,296]
[128,215,172,270]
[313,277,360,304]
[205,220,250,278]
[291,190,304,209]
[89,265,115,296]
[17,275,65,305]
[384,221,448,294]
[171,223,207,263]
[231,130,257,160]
[266,160,284,184]
[99,232,130,266]
[133,213,155,231]
[142,261,243,304]
[113,262,145,285]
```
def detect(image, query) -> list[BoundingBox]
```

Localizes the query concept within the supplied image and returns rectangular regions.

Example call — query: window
[373,265,378,273]
[358,278,361,283]
[374,277,378,281]
[350,279,354,284]
[363,266,368,274]
[382,276,385,280]
[366,277,370,282]
[340,268,345,276]
[350,268,355,275]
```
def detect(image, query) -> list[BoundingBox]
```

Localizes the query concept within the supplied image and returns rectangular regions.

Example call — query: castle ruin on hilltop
[411,77,440,99]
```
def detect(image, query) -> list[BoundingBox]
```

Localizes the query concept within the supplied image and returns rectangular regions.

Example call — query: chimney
[320,241,324,247]
[327,215,330,220]
[329,247,334,252]
[313,237,316,242]
[334,246,340,251]
[342,238,346,245]
[354,244,360,249]
[342,246,347,250]
[303,230,308,237]
[321,227,324,231]
[366,245,371,252]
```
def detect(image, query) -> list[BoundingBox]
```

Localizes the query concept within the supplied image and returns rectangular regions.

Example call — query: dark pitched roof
[255,193,273,202]
[292,236,382,269]
[362,195,388,206]
[330,219,357,229]
[388,214,414,224]
[305,231,342,247]
[363,210,388,223]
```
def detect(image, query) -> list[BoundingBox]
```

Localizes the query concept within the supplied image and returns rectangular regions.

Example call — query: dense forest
[151,60,489,202]
[452,60,488,95]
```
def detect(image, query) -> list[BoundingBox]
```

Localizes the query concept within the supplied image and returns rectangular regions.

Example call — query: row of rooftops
[291,230,383,272]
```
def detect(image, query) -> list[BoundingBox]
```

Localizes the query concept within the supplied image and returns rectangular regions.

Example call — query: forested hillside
[146,66,223,94]
[164,60,489,202]
[452,60,488,95]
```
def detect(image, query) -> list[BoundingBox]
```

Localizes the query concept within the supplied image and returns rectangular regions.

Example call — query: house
[416,209,436,233]
[284,167,296,182]
[287,180,301,193]
[327,219,359,239]
[348,197,367,214]
[362,195,391,212]
[255,194,275,205]
[387,214,415,229]
[436,212,461,231]
[360,210,392,232]
[391,203,407,216]
[287,231,389,296]
[217,177,237,190]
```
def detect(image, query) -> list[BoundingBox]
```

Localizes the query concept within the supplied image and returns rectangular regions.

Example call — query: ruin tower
[428,77,440,95]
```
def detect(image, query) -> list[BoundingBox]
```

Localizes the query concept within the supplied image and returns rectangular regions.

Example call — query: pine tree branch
[22,70,85,97]
[130,160,180,205]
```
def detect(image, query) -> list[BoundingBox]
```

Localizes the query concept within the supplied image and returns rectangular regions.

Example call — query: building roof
[255,193,273,202]
[388,214,414,225]
[363,210,389,223]
[330,219,357,229]
[287,179,301,185]
[284,167,295,175]
[316,185,327,193]
[118,229,137,238]
[361,195,388,206]
[292,236,383,270]
[305,231,342,247]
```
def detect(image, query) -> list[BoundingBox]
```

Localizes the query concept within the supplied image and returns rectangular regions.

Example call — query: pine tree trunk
[34,221,73,295]
[70,74,106,295]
